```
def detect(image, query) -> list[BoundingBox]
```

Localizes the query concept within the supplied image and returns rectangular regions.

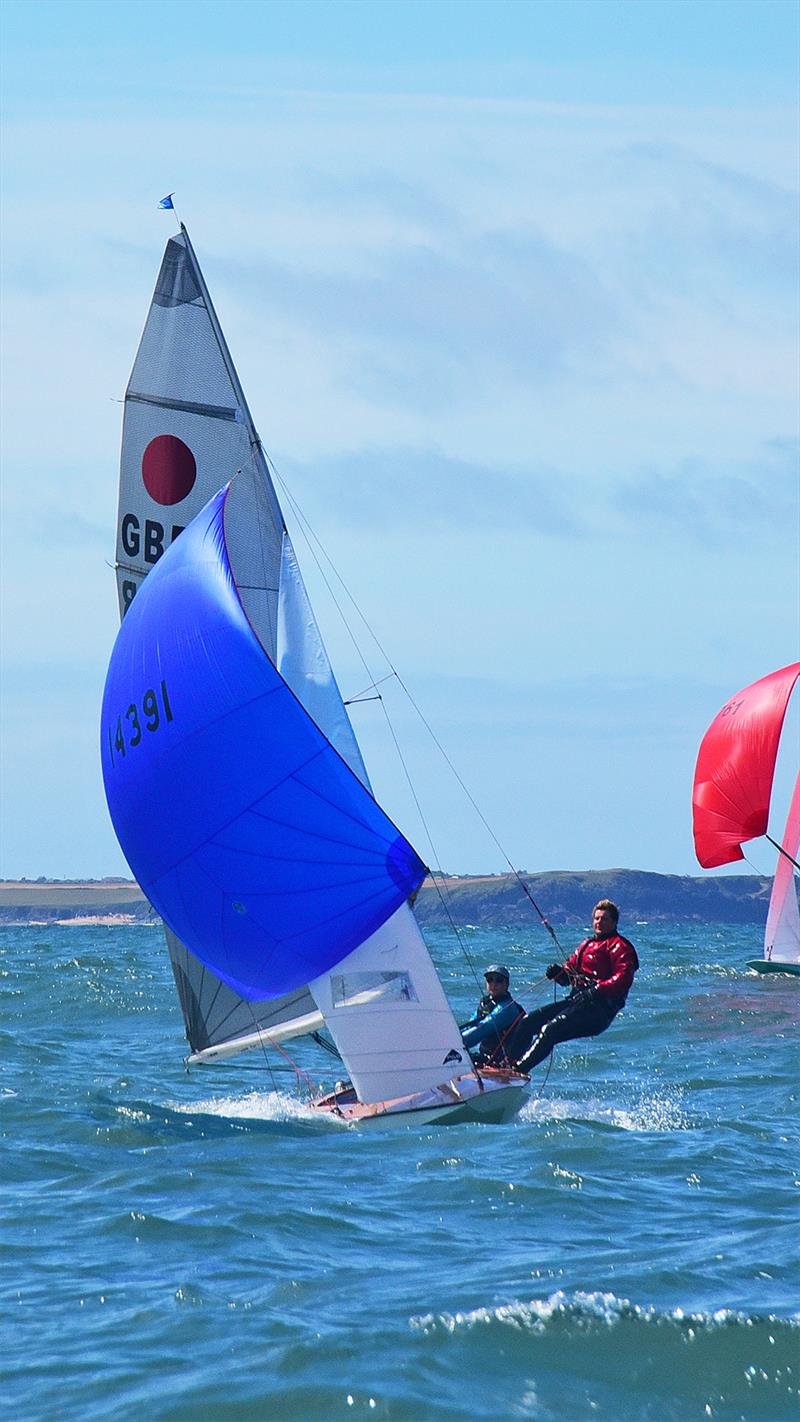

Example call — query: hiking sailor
[461,965,526,1067]
[509,900,639,1074]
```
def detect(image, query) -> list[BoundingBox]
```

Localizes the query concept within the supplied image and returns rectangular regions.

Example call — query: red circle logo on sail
[142,435,197,505]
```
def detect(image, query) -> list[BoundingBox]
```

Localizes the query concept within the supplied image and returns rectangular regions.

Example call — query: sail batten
[127,392,241,421]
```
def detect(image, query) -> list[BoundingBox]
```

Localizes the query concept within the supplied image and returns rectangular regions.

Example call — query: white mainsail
[119,229,283,636]
[118,228,300,1056]
[117,226,466,1097]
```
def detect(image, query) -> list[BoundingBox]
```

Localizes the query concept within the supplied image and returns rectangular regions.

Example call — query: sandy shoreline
[2,914,147,927]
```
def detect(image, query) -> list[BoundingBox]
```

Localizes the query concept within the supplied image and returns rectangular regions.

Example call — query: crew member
[509,900,638,1074]
[461,965,526,1067]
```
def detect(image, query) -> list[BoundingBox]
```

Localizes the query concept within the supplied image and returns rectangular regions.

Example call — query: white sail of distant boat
[104,223,530,1124]
[761,772,800,972]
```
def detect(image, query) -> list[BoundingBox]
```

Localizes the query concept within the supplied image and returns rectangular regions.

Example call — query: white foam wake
[520,1090,691,1132]
[169,1090,347,1127]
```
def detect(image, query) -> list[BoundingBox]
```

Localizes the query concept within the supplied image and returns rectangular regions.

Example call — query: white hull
[312,1068,531,1129]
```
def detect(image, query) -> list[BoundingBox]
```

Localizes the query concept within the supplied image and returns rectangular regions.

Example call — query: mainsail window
[331,971,418,1009]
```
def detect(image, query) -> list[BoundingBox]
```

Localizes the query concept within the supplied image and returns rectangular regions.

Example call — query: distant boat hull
[312,1068,531,1128]
[745,959,800,977]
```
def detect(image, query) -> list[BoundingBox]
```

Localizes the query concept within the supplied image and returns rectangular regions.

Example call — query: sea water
[2,920,797,1421]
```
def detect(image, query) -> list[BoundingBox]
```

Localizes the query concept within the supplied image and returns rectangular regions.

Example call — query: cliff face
[0,870,775,926]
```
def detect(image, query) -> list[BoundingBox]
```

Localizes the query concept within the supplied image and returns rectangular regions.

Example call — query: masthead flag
[158,193,175,210]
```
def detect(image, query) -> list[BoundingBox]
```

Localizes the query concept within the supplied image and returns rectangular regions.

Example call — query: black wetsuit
[505,990,624,1072]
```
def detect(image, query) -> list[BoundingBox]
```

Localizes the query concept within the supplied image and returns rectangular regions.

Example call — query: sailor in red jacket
[508,899,639,1074]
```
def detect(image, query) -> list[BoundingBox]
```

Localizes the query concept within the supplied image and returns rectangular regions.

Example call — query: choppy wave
[3,920,800,1422]
[411,1292,800,1421]
[521,1089,692,1132]
[412,1287,800,1335]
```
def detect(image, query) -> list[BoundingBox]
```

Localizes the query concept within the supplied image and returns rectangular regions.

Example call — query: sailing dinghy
[102,224,530,1126]
[692,663,800,977]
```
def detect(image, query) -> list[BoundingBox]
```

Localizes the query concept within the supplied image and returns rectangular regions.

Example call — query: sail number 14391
[108,680,174,763]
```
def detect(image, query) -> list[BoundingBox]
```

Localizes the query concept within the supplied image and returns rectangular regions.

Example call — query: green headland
[0,870,773,927]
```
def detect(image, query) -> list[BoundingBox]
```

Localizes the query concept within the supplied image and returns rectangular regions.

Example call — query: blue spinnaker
[101,487,426,1000]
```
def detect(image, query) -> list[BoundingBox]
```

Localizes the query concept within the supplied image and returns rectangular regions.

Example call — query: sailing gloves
[546,963,600,1001]
[569,986,600,1007]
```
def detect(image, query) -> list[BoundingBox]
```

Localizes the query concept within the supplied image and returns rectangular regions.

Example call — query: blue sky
[1,0,798,880]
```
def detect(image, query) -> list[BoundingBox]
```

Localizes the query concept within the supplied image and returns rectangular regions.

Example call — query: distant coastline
[0,869,774,927]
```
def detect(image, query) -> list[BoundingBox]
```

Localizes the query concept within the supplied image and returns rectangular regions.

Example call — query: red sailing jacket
[557,933,639,1001]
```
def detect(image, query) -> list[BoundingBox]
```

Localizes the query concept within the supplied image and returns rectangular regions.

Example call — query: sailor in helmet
[460,965,526,1068]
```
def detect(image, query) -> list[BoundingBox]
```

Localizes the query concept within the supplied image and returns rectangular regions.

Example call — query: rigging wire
[373,682,484,990]
[269,1036,318,1100]
[234,993,293,1097]
[216,1001,343,1103]
[389,670,563,951]
[240,993,322,1101]
[765,834,800,873]
[265,457,484,987]
[344,673,397,705]
[742,848,778,878]
[264,455,562,959]
[266,457,385,702]
[536,982,561,1096]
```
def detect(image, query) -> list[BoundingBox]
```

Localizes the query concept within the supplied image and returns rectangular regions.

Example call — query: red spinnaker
[692,663,800,869]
